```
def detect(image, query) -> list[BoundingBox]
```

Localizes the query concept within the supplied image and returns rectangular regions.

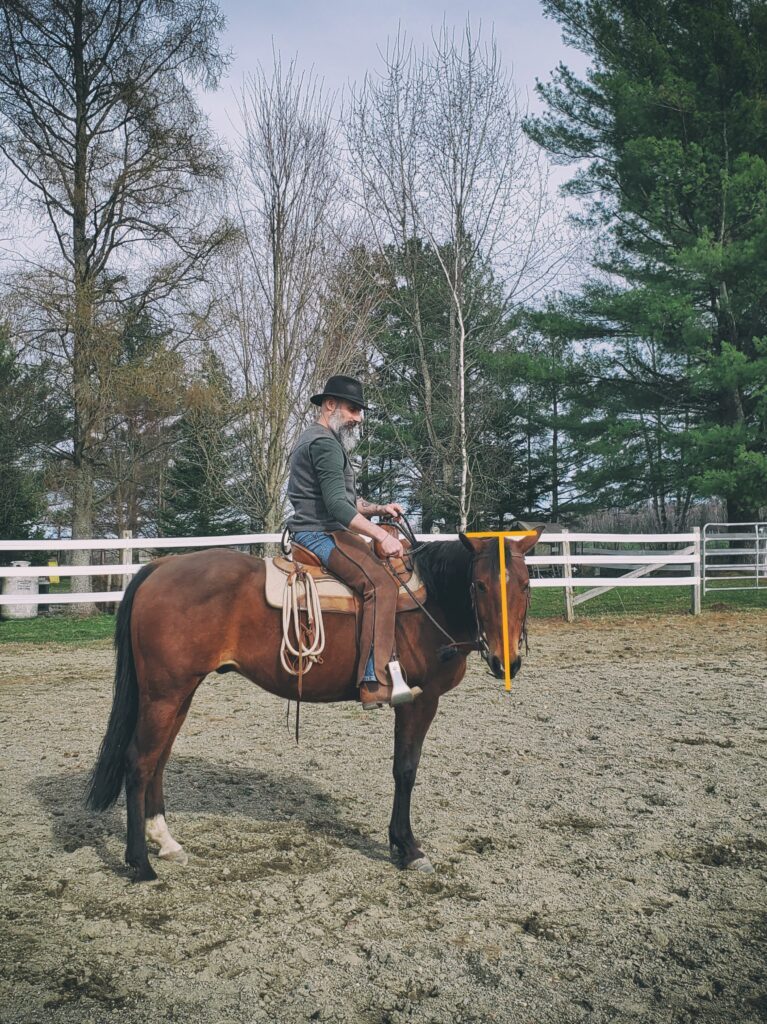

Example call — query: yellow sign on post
[466,530,538,692]
[47,559,60,585]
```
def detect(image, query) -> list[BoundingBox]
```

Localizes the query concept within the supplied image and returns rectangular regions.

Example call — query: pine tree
[0,329,63,540]
[526,0,767,520]
[159,349,246,539]
[363,238,538,530]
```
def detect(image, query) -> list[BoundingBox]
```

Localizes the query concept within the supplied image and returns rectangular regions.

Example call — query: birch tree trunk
[347,22,573,530]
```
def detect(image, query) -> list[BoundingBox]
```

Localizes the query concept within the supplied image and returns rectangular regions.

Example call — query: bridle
[471,549,532,668]
[382,518,530,666]
[468,552,495,666]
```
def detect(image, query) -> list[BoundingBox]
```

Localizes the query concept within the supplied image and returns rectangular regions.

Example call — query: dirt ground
[1,610,765,1024]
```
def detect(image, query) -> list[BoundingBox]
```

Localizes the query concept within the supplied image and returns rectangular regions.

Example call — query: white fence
[0,529,703,620]
[703,522,767,593]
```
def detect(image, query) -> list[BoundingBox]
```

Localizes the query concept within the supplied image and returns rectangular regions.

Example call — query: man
[287,374,418,709]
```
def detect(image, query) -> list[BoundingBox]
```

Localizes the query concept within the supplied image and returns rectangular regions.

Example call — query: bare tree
[347,23,574,529]
[209,57,370,531]
[0,0,230,610]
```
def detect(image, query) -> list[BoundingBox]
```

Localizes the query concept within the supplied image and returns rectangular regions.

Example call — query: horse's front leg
[389,689,439,872]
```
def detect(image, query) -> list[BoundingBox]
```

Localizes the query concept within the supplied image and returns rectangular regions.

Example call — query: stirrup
[388,660,422,706]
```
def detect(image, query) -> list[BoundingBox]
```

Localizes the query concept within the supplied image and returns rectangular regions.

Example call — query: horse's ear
[459,532,482,553]
[513,528,543,555]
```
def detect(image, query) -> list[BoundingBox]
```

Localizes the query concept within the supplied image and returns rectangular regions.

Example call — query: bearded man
[287,375,419,709]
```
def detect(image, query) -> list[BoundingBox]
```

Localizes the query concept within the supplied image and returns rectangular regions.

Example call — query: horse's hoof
[159,848,188,866]
[406,856,434,873]
[129,863,158,883]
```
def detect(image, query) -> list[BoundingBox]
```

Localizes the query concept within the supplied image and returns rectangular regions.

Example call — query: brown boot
[359,678,393,710]
[359,664,422,709]
[327,534,400,689]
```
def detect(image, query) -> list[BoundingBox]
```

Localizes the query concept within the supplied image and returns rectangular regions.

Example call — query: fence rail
[0,529,705,619]
[703,522,766,593]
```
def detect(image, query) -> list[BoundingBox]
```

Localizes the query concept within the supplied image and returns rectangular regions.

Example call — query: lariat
[281,568,325,741]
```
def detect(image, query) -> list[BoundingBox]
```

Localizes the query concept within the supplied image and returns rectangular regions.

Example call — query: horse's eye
[476,581,487,593]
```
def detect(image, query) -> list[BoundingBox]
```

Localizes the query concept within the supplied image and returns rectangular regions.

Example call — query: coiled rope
[280,569,326,741]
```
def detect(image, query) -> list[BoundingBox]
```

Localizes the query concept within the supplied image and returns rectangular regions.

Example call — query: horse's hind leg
[144,690,197,866]
[125,695,187,881]
[389,690,439,872]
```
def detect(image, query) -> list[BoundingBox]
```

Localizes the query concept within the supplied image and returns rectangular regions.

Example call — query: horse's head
[459,531,542,680]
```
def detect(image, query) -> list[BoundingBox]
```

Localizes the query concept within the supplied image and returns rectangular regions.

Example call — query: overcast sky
[197,0,590,146]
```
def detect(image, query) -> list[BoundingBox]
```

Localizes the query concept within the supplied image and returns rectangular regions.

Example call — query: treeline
[1,1,765,577]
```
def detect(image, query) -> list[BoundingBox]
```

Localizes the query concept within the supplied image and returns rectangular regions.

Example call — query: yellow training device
[465,531,538,691]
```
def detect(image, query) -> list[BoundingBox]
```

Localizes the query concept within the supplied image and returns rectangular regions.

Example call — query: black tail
[86,562,160,811]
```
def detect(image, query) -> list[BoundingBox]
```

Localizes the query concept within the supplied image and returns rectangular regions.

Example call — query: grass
[529,583,767,619]
[1,583,764,645]
[0,613,116,644]
[0,577,116,643]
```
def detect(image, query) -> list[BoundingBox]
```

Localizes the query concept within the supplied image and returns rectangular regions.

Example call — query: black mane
[414,540,475,633]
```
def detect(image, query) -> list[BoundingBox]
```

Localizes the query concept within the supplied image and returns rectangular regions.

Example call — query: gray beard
[327,409,361,454]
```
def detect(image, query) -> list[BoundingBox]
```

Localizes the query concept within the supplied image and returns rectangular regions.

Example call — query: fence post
[691,527,702,615]
[561,529,574,622]
[121,530,133,595]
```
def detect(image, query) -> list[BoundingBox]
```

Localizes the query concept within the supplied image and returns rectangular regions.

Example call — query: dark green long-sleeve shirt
[286,424,357,532]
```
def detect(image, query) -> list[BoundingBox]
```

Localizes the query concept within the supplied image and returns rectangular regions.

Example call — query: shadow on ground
[32,755,391,876]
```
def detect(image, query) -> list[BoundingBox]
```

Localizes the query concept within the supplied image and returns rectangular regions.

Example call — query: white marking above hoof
[145,814,185,863]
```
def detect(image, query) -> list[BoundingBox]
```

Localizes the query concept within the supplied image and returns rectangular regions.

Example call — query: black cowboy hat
[310,374,368,409]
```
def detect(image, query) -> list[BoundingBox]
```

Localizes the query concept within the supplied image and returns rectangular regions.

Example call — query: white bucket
[1,561,39,620]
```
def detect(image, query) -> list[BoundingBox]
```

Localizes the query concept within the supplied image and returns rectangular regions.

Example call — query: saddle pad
[263,557,426,614]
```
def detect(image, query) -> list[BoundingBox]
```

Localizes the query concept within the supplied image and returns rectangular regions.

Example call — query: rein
[380,519,487,662]
[387,561,484,660]
[385,536,531,669]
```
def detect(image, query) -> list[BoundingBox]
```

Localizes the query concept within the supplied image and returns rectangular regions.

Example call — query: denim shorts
[291,530,336,569]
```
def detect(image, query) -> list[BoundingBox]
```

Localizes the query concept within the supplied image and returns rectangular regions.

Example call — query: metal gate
[703,522,767,593]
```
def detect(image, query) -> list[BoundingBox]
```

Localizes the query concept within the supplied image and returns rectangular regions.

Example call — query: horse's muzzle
[488,654,522,679]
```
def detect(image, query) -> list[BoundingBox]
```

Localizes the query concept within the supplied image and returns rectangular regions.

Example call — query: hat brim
[310,391,369,410]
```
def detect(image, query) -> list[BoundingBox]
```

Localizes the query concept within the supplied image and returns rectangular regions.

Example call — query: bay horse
[86,530,541,880]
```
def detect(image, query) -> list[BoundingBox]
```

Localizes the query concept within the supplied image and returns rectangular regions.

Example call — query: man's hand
[356,498,406,520]
[378,532,404,558]
[380,502,405,520]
